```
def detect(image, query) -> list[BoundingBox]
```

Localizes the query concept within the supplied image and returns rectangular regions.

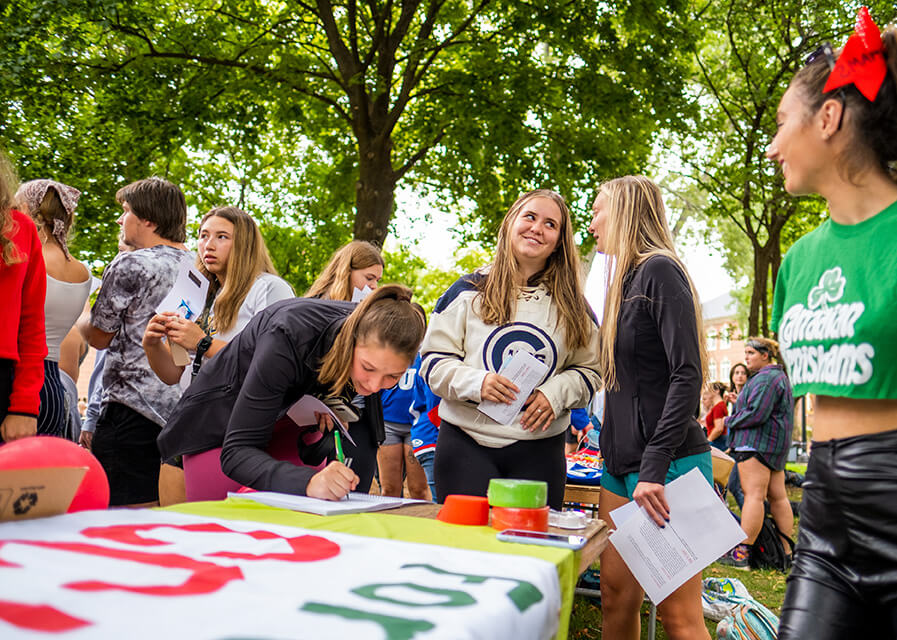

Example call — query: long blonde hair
[477,189,592,351]
[318,284,427,396]
[0,152,21,266]
[597,176,708,390]
[306,240,384,301]
[198,207,282,335]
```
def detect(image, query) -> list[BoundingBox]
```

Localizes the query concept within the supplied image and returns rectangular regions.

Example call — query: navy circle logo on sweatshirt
[482,322,557,384]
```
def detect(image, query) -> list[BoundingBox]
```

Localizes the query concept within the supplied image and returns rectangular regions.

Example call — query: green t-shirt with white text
[771,199,897,399]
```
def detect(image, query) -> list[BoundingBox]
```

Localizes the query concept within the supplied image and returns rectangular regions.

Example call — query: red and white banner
[0,510,560,639]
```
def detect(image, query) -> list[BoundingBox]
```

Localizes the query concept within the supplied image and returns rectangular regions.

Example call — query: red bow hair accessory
[823,7,887,101]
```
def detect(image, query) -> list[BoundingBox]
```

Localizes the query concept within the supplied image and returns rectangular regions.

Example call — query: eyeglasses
[805,42,845,131]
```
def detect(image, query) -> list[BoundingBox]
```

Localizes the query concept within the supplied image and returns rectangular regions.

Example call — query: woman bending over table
[158,285,426,501]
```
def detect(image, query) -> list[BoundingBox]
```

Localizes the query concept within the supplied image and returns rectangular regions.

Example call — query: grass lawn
[568,484,803,639]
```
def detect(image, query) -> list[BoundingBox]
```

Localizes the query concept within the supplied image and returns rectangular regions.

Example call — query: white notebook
[228,491,424,516]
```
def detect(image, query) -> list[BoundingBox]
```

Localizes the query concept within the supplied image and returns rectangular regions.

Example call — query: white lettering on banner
[778,302,865,349]
[782,343,875,386]
[778,266,873,389]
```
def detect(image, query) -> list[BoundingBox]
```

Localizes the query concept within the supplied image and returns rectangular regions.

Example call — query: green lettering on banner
[402,563,543,612]
[353,582,475,607]
[300,603,434,640]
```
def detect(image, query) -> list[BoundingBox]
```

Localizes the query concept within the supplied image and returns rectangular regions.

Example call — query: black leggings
[434,421,566,509]
[778,429,897,639]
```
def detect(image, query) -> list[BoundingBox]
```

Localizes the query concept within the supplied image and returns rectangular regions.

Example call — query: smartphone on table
[496,529,588,550]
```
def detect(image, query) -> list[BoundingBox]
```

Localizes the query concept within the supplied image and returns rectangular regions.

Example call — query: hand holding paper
[477,350,549,425]
[608,468,746,604]
[156,257,210,367]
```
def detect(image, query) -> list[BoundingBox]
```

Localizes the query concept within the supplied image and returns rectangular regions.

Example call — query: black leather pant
[779,429,897,639]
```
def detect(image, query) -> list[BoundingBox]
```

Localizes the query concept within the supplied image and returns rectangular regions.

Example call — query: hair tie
[823,7,888,101]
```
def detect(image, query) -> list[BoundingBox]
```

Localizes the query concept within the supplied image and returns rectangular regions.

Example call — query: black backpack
[749,514,794,572]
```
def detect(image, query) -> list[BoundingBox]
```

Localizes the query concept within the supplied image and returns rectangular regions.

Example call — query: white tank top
[44,274,91,361]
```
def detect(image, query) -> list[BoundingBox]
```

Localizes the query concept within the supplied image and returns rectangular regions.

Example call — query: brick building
[702,293,745,385]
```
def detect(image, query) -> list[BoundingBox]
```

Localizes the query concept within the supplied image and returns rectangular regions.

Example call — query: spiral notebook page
[228,491,426,516]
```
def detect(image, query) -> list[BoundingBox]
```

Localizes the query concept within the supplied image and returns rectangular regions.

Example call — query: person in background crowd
[158,285,426,501]
[564,407,592,455]
[766,10,897,636]
[410,355,440,502]
[79,177,190,506]
[421,189,600,510]
[377,358,431,500]
[725,362,749,508]
[16,180,91,439]
[703,382,729,450]
[588,175,711,640]
[306,240,383,301]
[56,321,89,441]
[720,337,794,569]
[0,152,46,443]
[78,231,132,451]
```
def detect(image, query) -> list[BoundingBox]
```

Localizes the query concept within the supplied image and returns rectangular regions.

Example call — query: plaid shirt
[725,364,793,470]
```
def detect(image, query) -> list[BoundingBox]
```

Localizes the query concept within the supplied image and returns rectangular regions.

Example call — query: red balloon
[0,436,110,511]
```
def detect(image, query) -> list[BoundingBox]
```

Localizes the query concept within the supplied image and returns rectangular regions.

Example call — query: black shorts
[730,449,776,471]
[778,429,897,639]
[92,402,162,505]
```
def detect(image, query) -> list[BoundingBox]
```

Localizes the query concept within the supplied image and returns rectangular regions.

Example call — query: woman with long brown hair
[421,189,600,509]
[766,9,897,637]
[588,175,710,640]
[0,154,47,444]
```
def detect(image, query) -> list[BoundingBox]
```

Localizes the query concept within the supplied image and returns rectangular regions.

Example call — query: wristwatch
[195,335,213,359]
[192,335,214,377]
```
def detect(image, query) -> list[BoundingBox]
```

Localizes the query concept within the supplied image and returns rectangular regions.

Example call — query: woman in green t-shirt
[766,9,897,639]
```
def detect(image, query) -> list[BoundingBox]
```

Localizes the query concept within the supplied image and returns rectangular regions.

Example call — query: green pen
[334,429,345,464]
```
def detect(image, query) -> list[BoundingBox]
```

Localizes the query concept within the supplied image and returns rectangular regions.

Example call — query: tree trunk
[748,244,769,337]
[748,237,783,337]
[353,137,397,246]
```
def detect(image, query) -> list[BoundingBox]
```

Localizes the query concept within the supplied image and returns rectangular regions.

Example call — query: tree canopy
[1,0,701,285]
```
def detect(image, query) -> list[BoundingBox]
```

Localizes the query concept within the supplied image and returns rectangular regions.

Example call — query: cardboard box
[0,467,87,522]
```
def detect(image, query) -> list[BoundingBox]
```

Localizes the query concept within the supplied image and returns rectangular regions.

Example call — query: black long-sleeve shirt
[600,255,709,483]
[157,298,383,494]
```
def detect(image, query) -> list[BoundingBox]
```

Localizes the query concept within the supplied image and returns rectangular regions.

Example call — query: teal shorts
[601,451,713,500]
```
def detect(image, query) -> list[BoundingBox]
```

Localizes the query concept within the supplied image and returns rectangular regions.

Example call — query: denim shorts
[601,450,713,500]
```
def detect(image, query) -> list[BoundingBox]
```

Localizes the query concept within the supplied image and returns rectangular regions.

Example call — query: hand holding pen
[305,430,359,501]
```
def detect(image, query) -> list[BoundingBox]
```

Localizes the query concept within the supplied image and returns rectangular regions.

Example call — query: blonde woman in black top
[588,175,711,640]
